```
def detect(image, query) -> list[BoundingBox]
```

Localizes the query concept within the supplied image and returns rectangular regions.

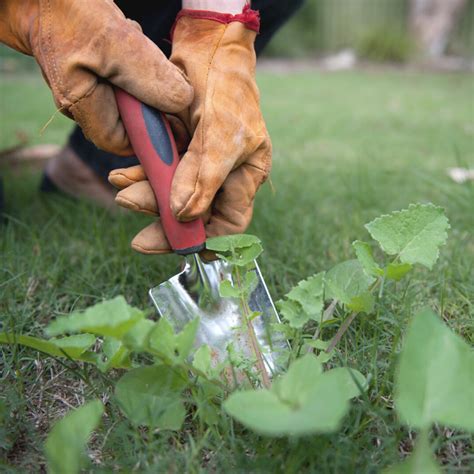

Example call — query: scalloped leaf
[206,234,261,252]
[46,296,144,338]
[286,272,325,320]
[277,299,306,329]
[365,204,449,269]
[325,260,375,308]
[206,234,263,266]
[224,354,366,436]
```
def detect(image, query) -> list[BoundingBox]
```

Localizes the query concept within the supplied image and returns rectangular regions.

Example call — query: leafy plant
[395,309,474,432]
[224,353,366,436]
[385,308,474,472]
[357,27,414,63]
[44,400,104,474]
[277,203,450,356]
[206,234,271,388]
[2,203,468,474]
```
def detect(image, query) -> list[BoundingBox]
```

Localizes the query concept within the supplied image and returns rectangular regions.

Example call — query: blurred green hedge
[0,0,472,67]
[264,0,474,59]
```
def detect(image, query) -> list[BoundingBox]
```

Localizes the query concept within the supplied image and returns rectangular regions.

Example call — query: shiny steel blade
[149,255,288,375]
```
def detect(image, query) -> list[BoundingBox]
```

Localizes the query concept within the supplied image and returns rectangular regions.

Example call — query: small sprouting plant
[1,203,470,474]
[205,234,271,388]
[276,203,450,358]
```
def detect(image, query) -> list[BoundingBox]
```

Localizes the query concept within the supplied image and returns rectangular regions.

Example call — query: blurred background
[266,0,474,63]
[1,0,473,73]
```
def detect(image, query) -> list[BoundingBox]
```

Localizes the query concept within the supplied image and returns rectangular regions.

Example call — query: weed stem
[235,265,271,389]
[326,311,358,353]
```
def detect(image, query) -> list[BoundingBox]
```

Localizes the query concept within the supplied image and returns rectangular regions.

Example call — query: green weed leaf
[193,344,223,380]
[278,272,325,328]
[352,241,382,277]
[115,365,187,430]
[272,353,323,403]
[148,318,198,363]
[385,262,413,281]
[219,280,240,298]
[45,399,104,474]
[325,260,375,309]
[218,244,263,266]
[175,318,199,361]
[96,337,131,372]
[271,322,297,339]
[193,345,213,376]
[277,299,306,329]
[50,334,96,356]
[0,332,96,362]
[243,271,259,294]
[46,296,144,339]
[395,309,474,431]
[206,234,263,266]
[121,319,156,351]
[287,272,325,320]
[148,318,175,359]
[304,340,334,363]
[206,234,261,252]
[365,204,449,269]
[224,354,365,436]
[346,291,375,313]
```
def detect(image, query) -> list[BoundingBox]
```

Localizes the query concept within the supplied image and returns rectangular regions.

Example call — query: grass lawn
[1,68,473,472]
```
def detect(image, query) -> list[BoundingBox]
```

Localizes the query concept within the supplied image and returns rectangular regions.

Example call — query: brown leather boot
[41,146,117,209]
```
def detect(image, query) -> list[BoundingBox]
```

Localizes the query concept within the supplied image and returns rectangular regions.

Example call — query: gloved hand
[0,0,193,156]
[108,7,271,254]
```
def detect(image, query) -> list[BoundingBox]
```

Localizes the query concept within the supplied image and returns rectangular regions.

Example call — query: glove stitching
[200,23,227,170]
[42,0,68,104]
[178,23,227,218]
[68,86,97,139]
[244,160,268,176]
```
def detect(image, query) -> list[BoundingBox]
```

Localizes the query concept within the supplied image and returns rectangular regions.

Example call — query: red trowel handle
[115,88,205,255]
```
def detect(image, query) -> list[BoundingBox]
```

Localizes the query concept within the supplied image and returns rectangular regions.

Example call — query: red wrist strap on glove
[171,4,260,39]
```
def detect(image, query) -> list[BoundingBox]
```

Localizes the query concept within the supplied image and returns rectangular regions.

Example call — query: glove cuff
[171,4,260,39]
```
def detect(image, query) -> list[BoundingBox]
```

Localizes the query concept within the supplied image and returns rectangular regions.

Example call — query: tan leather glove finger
[108,164,210,254]
[109,166,172,253]
[0,0,193,156]
[130,222,171,255]
[108,157,265,254]
[168,8,271,224]
[107,113,192,253]
[108,111,191,211]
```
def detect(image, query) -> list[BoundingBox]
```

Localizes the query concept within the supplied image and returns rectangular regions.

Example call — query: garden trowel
[115,89,287,376]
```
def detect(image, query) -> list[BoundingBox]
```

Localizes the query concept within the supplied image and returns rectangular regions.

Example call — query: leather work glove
[108,6,272,254]
[0,0,193,156]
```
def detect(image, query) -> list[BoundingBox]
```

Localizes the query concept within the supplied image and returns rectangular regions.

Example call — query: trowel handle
[114,88,206,255]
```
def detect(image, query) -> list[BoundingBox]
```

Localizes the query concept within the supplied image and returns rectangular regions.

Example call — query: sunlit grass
[1,69,473,472]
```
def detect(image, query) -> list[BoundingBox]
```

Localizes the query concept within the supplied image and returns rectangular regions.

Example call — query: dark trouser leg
[68,0,305,182]
[0,177,4,220]
[254,0,305,54]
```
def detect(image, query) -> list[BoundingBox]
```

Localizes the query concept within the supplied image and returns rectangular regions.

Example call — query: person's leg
[0,177,4,221]
[43,0,305,204]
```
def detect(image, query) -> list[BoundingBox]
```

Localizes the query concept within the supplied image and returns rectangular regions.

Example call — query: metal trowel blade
[149,255,288,375]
